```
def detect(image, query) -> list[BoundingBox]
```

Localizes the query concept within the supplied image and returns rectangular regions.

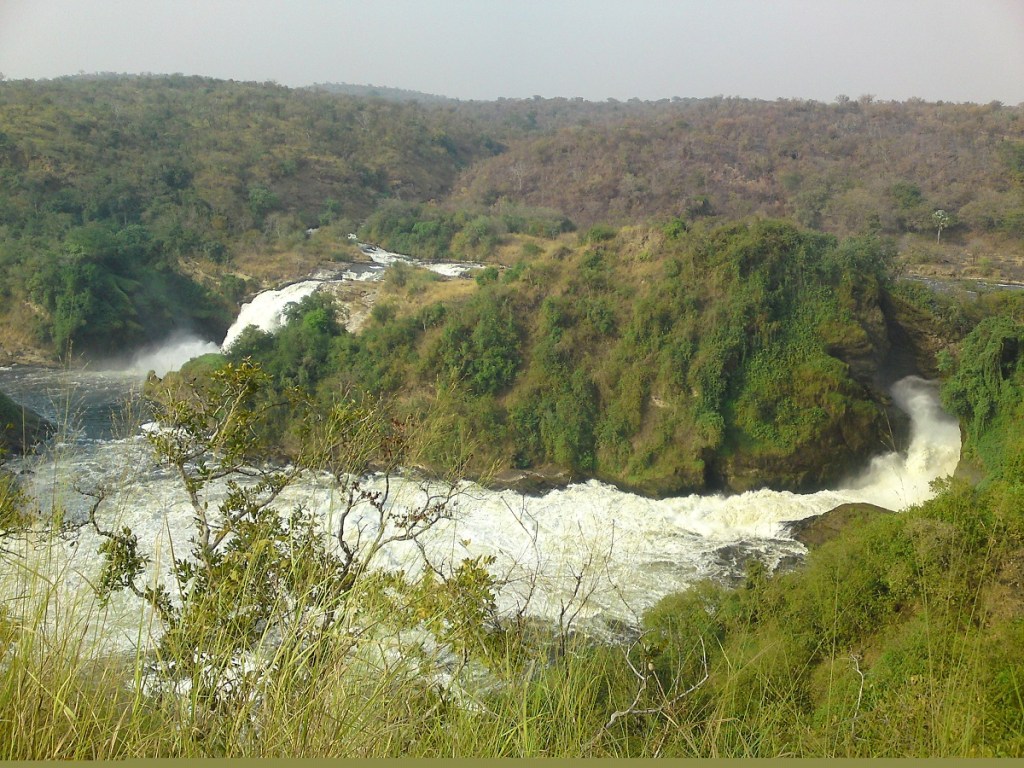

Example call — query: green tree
[86,359,474,696]
[933,209,950,243]
[247,184,279,222]
[438,299,521,395]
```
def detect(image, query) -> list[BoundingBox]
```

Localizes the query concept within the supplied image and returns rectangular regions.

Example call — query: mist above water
[126,334,222,377]
[838,376,961,510]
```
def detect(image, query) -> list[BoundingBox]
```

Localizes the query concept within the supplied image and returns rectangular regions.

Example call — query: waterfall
[217,246,480,352]
[221,279,323,351]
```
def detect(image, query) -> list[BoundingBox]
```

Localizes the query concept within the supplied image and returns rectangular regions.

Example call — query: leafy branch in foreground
[85,359,492,695]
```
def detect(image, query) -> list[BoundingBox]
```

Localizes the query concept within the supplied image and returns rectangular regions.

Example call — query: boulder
[0,389,53,456]
[784,502,893,549]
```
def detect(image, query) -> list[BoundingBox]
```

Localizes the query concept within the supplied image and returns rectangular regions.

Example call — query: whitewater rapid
[334,376,960,625]
[0,365,960,641]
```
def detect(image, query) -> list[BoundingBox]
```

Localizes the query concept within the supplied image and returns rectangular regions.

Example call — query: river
[0,254,963,644]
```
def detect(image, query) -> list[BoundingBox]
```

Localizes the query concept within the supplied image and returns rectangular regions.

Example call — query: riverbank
[0,340,60,369]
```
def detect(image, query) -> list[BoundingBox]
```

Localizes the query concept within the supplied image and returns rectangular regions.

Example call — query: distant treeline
[1,75,1021,357]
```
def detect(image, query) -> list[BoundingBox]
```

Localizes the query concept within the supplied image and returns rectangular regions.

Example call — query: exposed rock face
[783,502,893,549]
[716,400,887,493]
[0,389,53,456]
[828,297,892,390]
[318,279,381,334]
[487,467,575,496]
[0,339,58,368]
[881,291,949,381]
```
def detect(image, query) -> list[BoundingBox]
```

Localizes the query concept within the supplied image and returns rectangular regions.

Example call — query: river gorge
[0,266,962,645]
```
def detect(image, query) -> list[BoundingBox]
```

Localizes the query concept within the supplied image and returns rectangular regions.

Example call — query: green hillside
[1,76,1022,361]
[173,218,973,496]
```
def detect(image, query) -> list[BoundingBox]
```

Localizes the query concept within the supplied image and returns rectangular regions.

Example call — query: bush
[431,289,522,397]
[942,314,1024,480]
[583,224,617,243]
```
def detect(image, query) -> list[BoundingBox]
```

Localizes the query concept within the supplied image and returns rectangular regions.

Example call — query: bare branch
[850,652,865,737]
[604,635,709,730]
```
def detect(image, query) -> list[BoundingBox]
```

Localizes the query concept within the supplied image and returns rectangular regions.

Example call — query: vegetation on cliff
[193,219,936,495]
[0,75,500,357]
[941,308,1024,483]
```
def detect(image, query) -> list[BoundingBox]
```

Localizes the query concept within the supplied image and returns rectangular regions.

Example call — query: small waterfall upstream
[220,244,484,352]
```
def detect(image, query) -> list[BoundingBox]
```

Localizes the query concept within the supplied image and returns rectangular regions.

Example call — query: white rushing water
[221,279,323,351]
[349,377,961,626]
[0,365,960,645]
[359,242,485,277]
[220,245,485,352]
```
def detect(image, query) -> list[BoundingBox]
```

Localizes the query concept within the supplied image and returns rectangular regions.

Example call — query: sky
[1,0,1022,104]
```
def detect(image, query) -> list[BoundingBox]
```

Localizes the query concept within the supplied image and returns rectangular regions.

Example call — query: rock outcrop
[0,389,53,456]
[784,502,893,549]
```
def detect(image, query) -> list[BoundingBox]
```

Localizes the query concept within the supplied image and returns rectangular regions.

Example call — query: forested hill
[0,75,1022,361]
[0,75,501,358]
[309,81,457,105]
[453,96,1024,240]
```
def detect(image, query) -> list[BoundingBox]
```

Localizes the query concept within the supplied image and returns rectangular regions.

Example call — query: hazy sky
[1,0,1022,104]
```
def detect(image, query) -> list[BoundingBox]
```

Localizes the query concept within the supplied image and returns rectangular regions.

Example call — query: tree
[84,359,484,701]
[438,299,522,395]
[933,209,950,243]
[247,184,279,223]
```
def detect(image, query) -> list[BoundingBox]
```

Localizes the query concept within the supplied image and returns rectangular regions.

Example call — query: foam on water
[341,264,386,282]
[221,280,323,351]
[360,243,485,277]
[423,262,484,277]
[3,374,961,642]
[344,376,962,623]
[839,376,962,509]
